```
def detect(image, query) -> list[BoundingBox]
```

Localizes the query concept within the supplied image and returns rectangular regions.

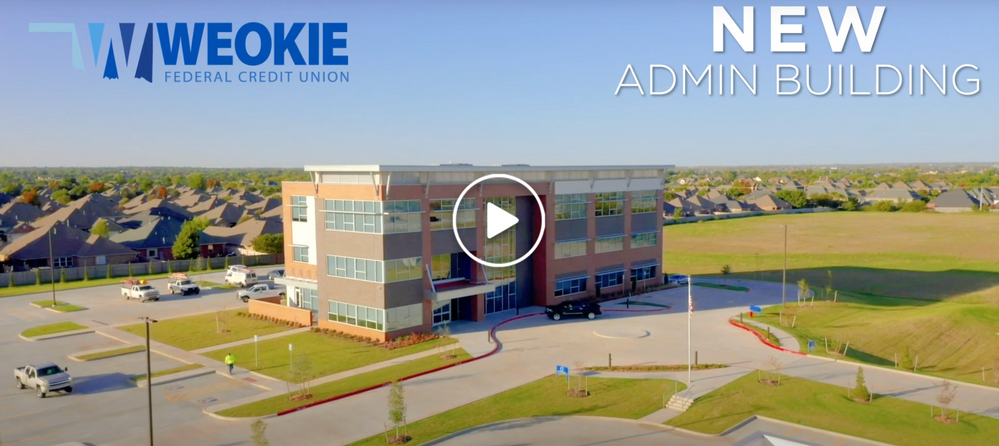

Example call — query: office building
[276,164,670,341]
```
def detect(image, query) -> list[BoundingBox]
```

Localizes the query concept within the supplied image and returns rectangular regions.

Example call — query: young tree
[35,269,41,286]
[901,346,915,370]
[721,264,732,275]
[935,380,957,420]
[51,189,71,204]
[59,269,66,284]
[672,208,684,219]
[90,219,110,238]
[250,233,284,254]
[215,307,229,334]
[388,381,407,442]
[250,419,269,446]
[127,262,134,277]
[853,367,871,402]
[106,263,113,279]
[798,278,809,297]
[83,265,90,281]
[288,354,316,399]
[186,173,207,191]
[761,355,783,386]
[775,190,809,209]
[173,218,210,260]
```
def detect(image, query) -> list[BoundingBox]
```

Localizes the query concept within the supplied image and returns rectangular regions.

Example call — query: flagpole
[687,274,692,385]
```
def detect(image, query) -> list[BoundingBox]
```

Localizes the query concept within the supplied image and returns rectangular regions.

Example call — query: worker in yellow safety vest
[224,353,235,374]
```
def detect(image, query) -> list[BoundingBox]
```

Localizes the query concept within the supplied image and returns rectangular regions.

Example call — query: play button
[453,173,547,269]
[485,202,519,239]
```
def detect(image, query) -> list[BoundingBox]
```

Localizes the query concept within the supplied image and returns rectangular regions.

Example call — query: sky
[0,0,996,168]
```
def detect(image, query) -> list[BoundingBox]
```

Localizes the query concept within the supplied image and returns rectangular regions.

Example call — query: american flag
[688,277,694,317]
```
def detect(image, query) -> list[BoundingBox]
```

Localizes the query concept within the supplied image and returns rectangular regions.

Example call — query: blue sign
[749,305,762,312]
[556,365,569,381]
[807,340,817,352]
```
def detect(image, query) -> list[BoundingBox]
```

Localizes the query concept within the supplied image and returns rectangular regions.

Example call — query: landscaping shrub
[128,263,134,277]
[59,269,66,283]
[35,269,41,286]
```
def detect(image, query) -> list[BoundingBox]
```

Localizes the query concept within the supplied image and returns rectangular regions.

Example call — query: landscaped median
[201,330,456,382]
[667,373,999,446]
[21,321,89,338]
[730,318,783,348]
[73,345,146,361]
[30,300,86,312]
[118,308,296,351]
[693,282,750,292]
[217,349,472,417]
[346,377,686,446]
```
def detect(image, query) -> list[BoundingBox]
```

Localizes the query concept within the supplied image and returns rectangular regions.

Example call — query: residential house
[186,197,222,214]
[0,221,137,271]
[0,193,12,207]
[892,181,913,191]
[0,201,46,234]
[928,190,982,213]
[748,193,792,211]
[123,198,194,221]
[864,189,921,204]
[110,216,186,260]
[873,182,893,190]
[202,218,283,255]
[201,202,246,227]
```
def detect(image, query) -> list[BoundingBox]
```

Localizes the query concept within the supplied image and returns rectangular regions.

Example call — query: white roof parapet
[304,164,674,173]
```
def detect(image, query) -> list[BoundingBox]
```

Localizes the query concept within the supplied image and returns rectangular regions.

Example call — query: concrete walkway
[204,344,461,415]
[741,319,802,352]
[189,326,312,354]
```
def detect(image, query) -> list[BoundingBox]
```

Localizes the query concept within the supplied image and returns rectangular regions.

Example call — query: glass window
[385,257,423,283]
[554,240,587,259]
[291,196,309,222]
[326,255,385,283]
[431,253,452,280]
[555,277,587,297]
[293,246,309,263]
[630,191,657,214]
[328,299,385,331]
[595,271,625,288]
[595,235,624,253]
[323,199,417,234]
[631,232,658,248]
[631,265,658,281]
[430,198,476,231]
[595,192,624,217]
[555,194,588,220]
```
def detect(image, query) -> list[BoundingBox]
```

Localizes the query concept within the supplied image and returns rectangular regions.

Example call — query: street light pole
[139,317,158,446]
[49,226,56,307]
[782,224,788,308]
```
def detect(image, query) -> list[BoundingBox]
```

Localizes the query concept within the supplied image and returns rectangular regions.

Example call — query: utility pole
[49,226,56,307]
[139,317,158,446]
[782,224,787,308]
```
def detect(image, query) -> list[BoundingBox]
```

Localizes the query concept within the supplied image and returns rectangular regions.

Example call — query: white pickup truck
[15,362,72,398]
[237,283,287,303]
[121,279,160,302]
[166,273,201,295]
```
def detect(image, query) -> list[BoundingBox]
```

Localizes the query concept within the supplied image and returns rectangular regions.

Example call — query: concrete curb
[19,328,95,342]
[420,415,718,445]
[728,319,806,356]
[69,345,145,362]
[135,367,214,388]
[731,415,898,446]
[203,408,276,422]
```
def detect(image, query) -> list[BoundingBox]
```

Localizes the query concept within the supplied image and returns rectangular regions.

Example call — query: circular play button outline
[452,173,546,269]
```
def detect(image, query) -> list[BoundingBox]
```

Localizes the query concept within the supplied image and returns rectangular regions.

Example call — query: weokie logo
[29,22,348,83]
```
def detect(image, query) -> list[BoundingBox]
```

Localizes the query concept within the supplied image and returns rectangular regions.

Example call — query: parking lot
[0,267,279,446]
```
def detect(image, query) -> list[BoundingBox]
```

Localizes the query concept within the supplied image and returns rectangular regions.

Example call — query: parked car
[15,362,72,398]
[268,269,285,280]
[545,299,602,321]
[166,273,201,296]
[236,283,287,303]
[667,275,689,286]
[225,267,258,288]
[121,279,160,302]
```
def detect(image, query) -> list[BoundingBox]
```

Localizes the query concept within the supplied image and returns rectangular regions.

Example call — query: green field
[665,212,999,386]
[31,300,86,312]
[667,373,999,446]
[348,377,685,446]
[21,321,89,338]
[202,331,454,382]
[118,309,293,351]
[218,349,472,417]
[76,345,146,361]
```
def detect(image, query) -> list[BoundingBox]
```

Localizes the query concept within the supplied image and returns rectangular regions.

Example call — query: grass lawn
[118,309,293,351]
[31,300,86,312]
[667,373,999,446]
[664,212,999,302]
[202,331,454,382]
[130,363,204,382]
[197,281,237,290]
[76,345,146,361]
[665,212,999,386]
[752,293,999,386]
[218,349,472,417]
[348,376,685,446]
[694,283,750,292]
[21,321,89,338]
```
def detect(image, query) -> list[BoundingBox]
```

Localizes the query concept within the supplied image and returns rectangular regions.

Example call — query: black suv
[545,299,602,321]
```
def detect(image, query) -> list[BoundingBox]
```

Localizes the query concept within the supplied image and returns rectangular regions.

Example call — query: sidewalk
[204,344,460,415]
[189,327,311,354]
[741,318,802,351]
